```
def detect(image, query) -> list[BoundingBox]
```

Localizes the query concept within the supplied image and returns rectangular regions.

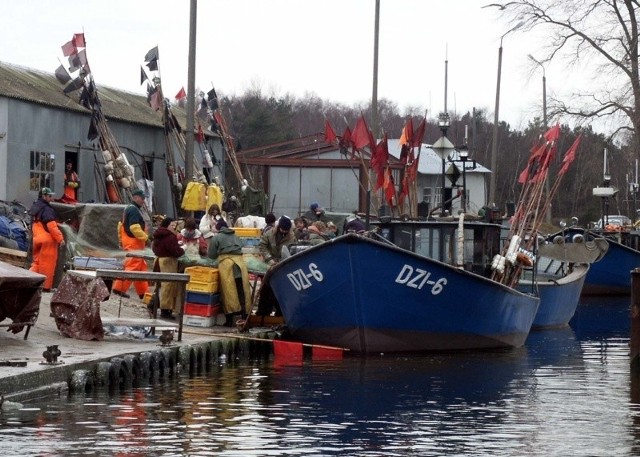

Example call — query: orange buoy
[106,181,120,203]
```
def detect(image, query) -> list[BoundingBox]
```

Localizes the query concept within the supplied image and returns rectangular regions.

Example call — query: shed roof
[387,139,490,175]
[0,61,194,131]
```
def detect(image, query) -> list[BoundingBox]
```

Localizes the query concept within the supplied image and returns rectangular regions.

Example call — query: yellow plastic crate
[184,266,219,283]
[186,280,219,293]
[234,227,261,237]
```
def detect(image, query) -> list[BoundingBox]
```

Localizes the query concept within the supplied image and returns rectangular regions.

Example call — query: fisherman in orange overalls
[111,189,149,299]
[28,187,65,291]
[63,162,80,201]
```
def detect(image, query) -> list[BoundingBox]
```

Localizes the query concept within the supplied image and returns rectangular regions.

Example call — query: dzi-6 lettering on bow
[395,264,447,295]
[287,263,324,291]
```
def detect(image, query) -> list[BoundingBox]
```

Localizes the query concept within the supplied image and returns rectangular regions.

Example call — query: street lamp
[432,112,455,216]
[489,20,526,208]
[529,54,551,222]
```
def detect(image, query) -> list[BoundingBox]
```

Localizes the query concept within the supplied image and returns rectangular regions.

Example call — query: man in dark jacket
[259,216,295,266]
[151,217,185,318]
[302,202,329,225]
[29,187,65,291]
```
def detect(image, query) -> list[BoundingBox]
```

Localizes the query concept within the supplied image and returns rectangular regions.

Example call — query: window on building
[434,187,442,206]
[422,187,432,206]
[30,151,55,192]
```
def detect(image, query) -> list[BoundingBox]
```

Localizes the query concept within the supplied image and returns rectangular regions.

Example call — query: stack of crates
[183,266,222,327]
[235,227,262,252]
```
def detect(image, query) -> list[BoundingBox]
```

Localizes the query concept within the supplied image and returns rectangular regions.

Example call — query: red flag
[61,40,76,57]
[399,118,414,147]
[324,120,337,144]
[339,126,352,154]
[175,87,186,100]
[412,117,426,148]
[544,124,561,142]
[383,168,395,205]
[150,90,163,111]
[197,124,205,144]
[73,33,86,48]
[351,115,371,151]
[517,142,547,184]
[559,134,582,176]
[371,135,389,190]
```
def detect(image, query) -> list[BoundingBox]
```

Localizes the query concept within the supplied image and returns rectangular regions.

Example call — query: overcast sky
[1,0,562,134]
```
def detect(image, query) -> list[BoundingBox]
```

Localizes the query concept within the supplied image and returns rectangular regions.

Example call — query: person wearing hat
[207,219,252,326]
[254,215,296,319]
[28,187,65,291]
[302,201,329,225]
[258,215,295,266]
[112,188,149,299]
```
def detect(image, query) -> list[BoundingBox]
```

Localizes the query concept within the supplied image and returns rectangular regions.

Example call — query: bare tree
[488,0,640,152]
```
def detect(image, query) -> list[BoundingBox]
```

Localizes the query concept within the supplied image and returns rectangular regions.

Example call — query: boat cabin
[371,219,502,276]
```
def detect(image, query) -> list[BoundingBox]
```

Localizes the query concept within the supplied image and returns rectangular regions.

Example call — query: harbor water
[1,295,638,456]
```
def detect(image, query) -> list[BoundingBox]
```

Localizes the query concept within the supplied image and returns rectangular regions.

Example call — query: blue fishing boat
[264,218,540,353]
[553,226,638,295]
[520,259,589,328]
[518,231,608,328]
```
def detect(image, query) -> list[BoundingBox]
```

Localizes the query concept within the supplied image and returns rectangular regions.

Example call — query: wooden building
[0,62,223,216]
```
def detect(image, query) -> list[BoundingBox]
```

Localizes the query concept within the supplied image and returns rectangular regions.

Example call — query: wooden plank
[0,246,27,258]
[95,269,190,282]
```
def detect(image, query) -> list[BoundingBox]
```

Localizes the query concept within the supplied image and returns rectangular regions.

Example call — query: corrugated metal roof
[0,61,187,130]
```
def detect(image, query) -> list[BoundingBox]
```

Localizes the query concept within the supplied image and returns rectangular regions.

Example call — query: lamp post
[489,21,525,208]
[529,54,550,222]
[432,112,455,216]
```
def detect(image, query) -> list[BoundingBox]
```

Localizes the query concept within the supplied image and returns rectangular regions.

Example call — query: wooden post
[631,268,640,370]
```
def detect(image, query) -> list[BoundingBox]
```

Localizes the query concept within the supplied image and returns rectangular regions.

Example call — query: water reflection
[1,296,639,456]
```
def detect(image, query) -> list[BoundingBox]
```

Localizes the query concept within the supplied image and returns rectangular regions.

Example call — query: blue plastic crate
[185,291,220,306]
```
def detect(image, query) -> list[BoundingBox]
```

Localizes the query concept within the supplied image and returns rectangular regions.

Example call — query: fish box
[234,227,261,238]
[185,291,220,306]
[240,237,261,247]
[184,303,222,317]
[186,280,219,293]
[184,315,215,328]
[184,266,219,283]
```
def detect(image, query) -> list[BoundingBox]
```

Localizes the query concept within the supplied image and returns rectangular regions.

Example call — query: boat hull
[268,234,540,353]
[520,263,589,329]
[583,238,639,295]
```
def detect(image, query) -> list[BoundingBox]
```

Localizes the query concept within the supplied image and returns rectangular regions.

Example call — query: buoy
[106,181,120,203]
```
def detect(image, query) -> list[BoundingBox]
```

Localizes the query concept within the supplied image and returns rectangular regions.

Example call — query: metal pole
[185,0,197,185]
[489,43,503,207]
[542,69,552,223]
[462,158,467,212]
[489,22,524,208]
[371,0,380,139]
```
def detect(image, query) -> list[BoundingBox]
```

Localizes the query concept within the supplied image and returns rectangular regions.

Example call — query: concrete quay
[0,290,261,404]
